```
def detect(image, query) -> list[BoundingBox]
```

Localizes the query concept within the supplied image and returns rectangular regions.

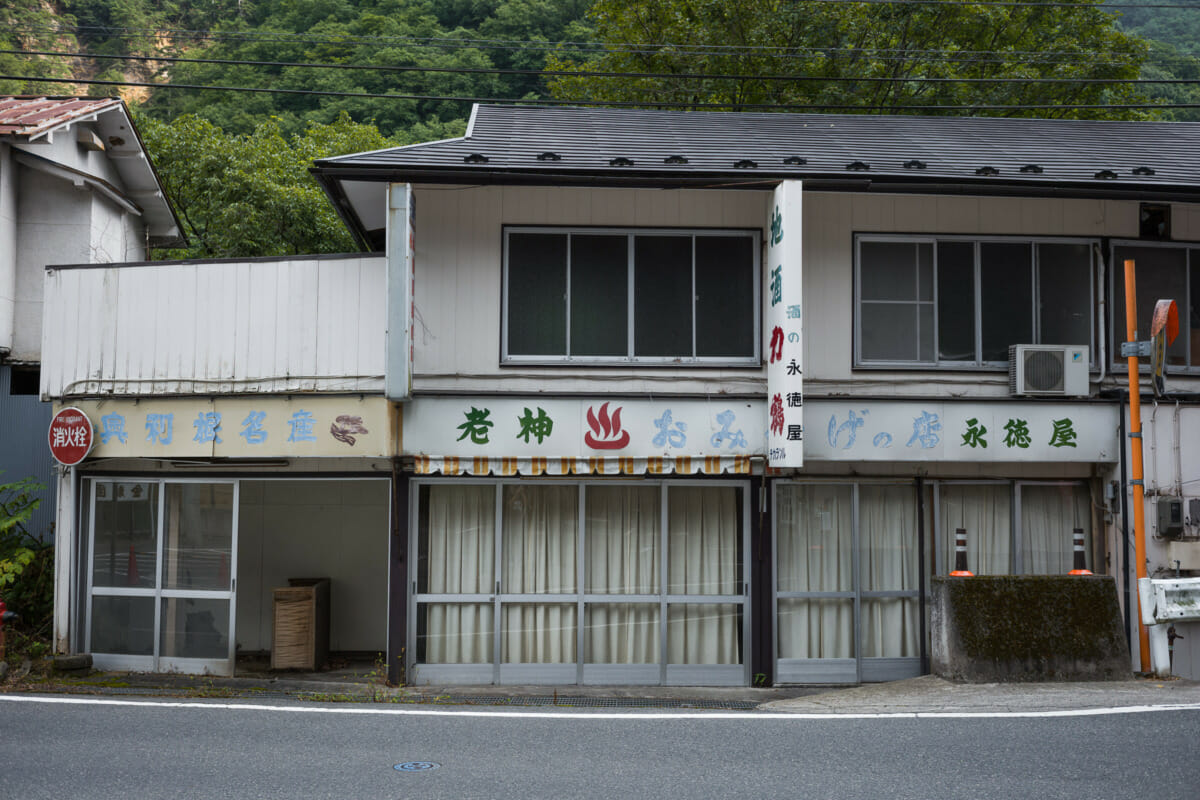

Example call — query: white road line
[2,694,1200,720]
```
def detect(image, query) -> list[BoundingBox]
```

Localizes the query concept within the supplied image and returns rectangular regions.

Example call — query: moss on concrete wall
[932,575,1130,682]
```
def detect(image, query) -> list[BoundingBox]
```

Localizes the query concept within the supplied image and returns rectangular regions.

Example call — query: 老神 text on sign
[48,407,95,466]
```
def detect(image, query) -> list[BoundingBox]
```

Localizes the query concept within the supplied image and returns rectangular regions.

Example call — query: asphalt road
[2,695,1198,800]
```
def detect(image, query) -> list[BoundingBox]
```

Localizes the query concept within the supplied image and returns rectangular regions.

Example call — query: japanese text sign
[767,180,803,467]
[48,406,94,466]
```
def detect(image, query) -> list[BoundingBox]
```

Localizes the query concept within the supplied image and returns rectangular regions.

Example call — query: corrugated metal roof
[314,104,1200,194]
[0,96,123,139]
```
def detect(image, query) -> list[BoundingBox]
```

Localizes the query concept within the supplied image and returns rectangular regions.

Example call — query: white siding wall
[40,255,387,398]
[411,184,1200,399]
[412,185,771,396]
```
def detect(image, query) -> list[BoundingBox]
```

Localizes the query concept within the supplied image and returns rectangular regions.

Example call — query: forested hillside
[0,0,1194,257]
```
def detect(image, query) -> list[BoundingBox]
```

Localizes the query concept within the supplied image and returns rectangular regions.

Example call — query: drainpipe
[1092,243,1107,386]
[0,143,16,355]
[1118,394,1132,651]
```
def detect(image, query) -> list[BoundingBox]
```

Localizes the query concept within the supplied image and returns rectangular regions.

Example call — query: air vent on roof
[783,156,806,165]
[610,157,634,167]
[1019,164,1043,174]
[976,166,1000,176]
[536,151,561,161]
[464,153,489,164]
[664,155,688,165]
[1095,170,1118,180]
[734,159,758,169]
[846,161,870,171]
[903,160,926,169]
[1133,166,1156,176]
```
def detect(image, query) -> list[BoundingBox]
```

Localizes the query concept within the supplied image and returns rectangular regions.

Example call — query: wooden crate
[271,578,330,670]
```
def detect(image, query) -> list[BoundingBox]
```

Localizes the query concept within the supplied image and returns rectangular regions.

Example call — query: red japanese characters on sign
[48,406,94,466]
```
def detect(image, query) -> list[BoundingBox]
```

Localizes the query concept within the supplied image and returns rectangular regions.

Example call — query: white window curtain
[1020,484,1091,574]
[776,485,854,659]
[938,484,1011,575]
[423,485,495,663]
[859,485,920,658]
[585,486,660,664]
[667,487,741,665]
[501,485,577,663]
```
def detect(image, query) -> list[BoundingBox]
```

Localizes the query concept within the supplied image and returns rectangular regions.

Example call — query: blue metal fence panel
[0,364,56,541]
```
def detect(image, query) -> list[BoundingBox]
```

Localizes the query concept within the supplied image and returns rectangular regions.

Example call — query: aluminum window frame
[1109,238,1199,374]
[854,234,1099,369]
[501,226,762,367]
[408,477,752,686]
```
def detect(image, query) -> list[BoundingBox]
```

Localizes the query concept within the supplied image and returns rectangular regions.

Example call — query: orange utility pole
[1123,259,1152,670]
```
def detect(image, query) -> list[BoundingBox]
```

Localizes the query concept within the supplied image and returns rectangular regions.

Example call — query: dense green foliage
[1115,0,1200,55]
[549,0,1149,119]
[0,0,79,96]
[137,111,431,259]
[4,0,1200,255]
[0,477,52,657]
[1110,0,1200,121]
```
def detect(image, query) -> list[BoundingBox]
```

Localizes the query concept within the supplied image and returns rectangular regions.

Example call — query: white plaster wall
[235,479,390,654]
[13,170,91,361]
[89,194,145,266]
[0,144,15,354]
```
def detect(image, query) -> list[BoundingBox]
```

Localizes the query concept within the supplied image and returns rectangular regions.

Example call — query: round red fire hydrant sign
[48,407,94,466]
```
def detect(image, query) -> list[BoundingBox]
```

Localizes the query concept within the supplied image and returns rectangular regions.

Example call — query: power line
[1,48,1173,85]
[6,26,1154,70]
[8,22,1153,62]
[2,73,1191,112]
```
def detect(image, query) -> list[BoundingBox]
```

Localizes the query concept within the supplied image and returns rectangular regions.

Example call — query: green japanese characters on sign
[456,407,493,445]
[1003,418,1031,449]
[961,417,988,448]
[516,407,554,444]
[1048,418,1078,448]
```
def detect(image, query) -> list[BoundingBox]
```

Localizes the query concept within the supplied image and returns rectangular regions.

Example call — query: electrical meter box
[1157,498,1185,539]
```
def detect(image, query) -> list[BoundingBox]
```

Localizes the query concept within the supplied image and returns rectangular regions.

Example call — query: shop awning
[413,455,754,476]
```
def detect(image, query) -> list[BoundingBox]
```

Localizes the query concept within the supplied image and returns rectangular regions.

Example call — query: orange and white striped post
[1068,528,1093,575]
[949,528,974,577]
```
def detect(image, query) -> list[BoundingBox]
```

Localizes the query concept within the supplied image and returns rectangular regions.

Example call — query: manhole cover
[394,762,440,772]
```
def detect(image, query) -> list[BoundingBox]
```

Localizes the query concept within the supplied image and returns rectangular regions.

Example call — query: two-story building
[42,104,1200,685]
[1,96,181,536]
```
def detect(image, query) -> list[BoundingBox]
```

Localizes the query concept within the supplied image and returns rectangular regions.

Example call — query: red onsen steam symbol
[585,402,631,449]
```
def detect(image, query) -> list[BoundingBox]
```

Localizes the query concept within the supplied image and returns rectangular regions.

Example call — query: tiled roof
[0,96,123,139]
[315,104,1200,194]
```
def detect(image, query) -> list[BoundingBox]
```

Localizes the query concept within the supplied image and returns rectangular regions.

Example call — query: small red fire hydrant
[0,597,18,661]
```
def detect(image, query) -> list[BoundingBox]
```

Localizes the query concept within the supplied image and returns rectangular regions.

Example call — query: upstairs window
[1111,242,1200,372]
[503,227,760,365]
[855,235,1095,368]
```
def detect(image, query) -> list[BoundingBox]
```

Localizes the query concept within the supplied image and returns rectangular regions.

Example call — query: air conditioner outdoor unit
[1008,344,1089,397]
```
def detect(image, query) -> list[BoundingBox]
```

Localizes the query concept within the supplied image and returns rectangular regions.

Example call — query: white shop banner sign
[403,398,764,459]
[804,401,1119,463]
[766,180,803,468]
[405,398,1117,464]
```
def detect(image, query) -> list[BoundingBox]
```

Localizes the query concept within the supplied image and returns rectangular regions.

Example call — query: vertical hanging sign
[766,180,803,468]
[386,183,415,401]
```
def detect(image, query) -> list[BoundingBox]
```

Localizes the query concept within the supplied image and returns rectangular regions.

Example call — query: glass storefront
[411,480,749,686]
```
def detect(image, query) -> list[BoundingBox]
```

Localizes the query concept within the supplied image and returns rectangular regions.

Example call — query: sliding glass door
[411,480,749,686]
[87,480,239,676]
[774,482,924,684]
